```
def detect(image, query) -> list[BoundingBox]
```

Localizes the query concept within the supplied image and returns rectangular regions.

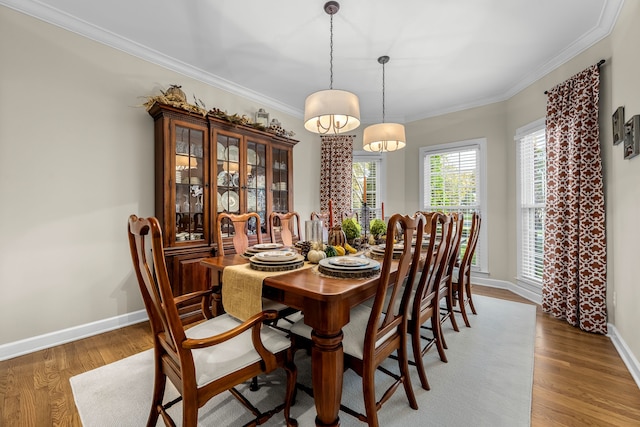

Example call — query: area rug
[70,295,536,426]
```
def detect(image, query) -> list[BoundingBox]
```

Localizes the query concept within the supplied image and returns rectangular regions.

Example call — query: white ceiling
[2,0,624,124]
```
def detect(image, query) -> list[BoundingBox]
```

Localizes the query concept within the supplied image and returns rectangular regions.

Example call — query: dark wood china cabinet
[148,103,297,302]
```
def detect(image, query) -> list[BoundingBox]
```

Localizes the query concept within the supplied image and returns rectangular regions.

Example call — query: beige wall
[2,2,639,367]
[0,7,318,345]
[401,0,640,365]
[404,102,509,279]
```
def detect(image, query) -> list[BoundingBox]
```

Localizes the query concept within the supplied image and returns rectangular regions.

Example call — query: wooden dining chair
[216,212,262,256]
[127,215,297,427]
[215,212,298,330]
[268,211,301,247]
[452,212,482,327]
[406,212,453,390]
[437,212,464,344]
[290,213,425,427]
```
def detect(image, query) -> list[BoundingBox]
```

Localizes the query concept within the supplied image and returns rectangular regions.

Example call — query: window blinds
[518,128,546,283]
[423,145,481,267]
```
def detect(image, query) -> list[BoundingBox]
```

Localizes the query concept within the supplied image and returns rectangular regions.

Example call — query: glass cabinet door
[216,133,241,215]
[272,147,290,213]
[246,140,268,234]
[175,125,204,243]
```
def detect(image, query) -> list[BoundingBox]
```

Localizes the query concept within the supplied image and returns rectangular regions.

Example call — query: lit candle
[381,202,384,220]
[363,176,367,205]
[328,199,334,227]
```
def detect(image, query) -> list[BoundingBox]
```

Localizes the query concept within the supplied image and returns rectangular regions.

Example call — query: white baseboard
[608,323,640,390]
[0,310,148,361]
[471,275,542,305]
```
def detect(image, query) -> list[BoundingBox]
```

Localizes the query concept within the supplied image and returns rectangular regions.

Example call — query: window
[419,139,487,272]
[516,119,546,286]
[352,152,384,228]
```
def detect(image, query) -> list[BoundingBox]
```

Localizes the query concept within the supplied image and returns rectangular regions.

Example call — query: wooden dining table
[200,253,397,427]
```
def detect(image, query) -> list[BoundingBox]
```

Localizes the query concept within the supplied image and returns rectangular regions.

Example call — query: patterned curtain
[320,135,354,227]
[542,64,607,334]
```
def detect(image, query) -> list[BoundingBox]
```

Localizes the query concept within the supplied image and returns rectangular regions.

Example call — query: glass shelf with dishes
[216,133,241,214]
[174,125,204,242]
[271,146,290,213]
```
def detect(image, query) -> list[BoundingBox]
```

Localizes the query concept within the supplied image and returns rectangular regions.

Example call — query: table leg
[311,329,344,426]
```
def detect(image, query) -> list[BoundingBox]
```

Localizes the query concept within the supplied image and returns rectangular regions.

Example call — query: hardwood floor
[1,286,639,426]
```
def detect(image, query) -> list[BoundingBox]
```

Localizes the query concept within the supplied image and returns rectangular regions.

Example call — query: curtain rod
[543,59,606,94]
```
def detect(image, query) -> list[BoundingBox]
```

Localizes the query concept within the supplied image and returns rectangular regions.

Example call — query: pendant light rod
[378,55,389,123]
[326,1,339,89]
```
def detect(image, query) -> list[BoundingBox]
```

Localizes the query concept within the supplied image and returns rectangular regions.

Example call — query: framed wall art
[623,115,640,160]
[612,106,625,145]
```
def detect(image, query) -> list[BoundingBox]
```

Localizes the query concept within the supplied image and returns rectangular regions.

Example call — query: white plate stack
[317,256,380,278]
[249,249,304,272]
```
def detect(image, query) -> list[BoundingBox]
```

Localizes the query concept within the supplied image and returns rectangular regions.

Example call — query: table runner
[222,262,313,321]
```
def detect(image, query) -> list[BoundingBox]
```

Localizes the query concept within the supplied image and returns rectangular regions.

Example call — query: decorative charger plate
[225,145,239,162]
[221,191,239,211]
[249,254,305,271]
[254,250,297,262]
[247,148,258,165]
[318,257,380,278]
[247,191,256,211]
[217,142,225,160]
[217,171,229,186]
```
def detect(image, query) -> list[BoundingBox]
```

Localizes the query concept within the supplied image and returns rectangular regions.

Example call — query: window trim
[418,138,488,273]
[352,150,386,211]
[515,118,546,288]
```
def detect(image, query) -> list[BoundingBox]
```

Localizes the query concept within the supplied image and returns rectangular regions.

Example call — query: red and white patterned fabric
[320,135,354,227]
[542,64,607,334]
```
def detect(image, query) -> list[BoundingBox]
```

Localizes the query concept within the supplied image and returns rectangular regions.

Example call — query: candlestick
[328,199,334,228]
[363,176,367,205]
[381,202,384,220]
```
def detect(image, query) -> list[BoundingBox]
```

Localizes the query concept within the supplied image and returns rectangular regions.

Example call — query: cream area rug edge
[70,295,536,426]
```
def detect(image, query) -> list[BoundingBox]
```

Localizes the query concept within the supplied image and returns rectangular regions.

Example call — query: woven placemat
[250,260,304,272]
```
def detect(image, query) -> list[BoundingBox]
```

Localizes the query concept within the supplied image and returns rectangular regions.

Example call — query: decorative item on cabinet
[255,108,269,127]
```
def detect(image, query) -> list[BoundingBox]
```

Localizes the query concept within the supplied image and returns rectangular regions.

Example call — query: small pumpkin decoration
[307,249,327,264]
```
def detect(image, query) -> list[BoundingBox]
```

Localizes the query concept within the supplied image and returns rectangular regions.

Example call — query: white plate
[221,191,239,212]
[254,251,297,262]
[217,171,229,186]
[217,192,223,212]
[379,243,405,251]
[231,174,239,187]
[247,191,257,211]
[217,142,225,160]
[319,257,380,271]
[252,243,283,250]
[328,256,370,267]
[247,148,257,165]
[225,145,239,162]
[250,254,304,266]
